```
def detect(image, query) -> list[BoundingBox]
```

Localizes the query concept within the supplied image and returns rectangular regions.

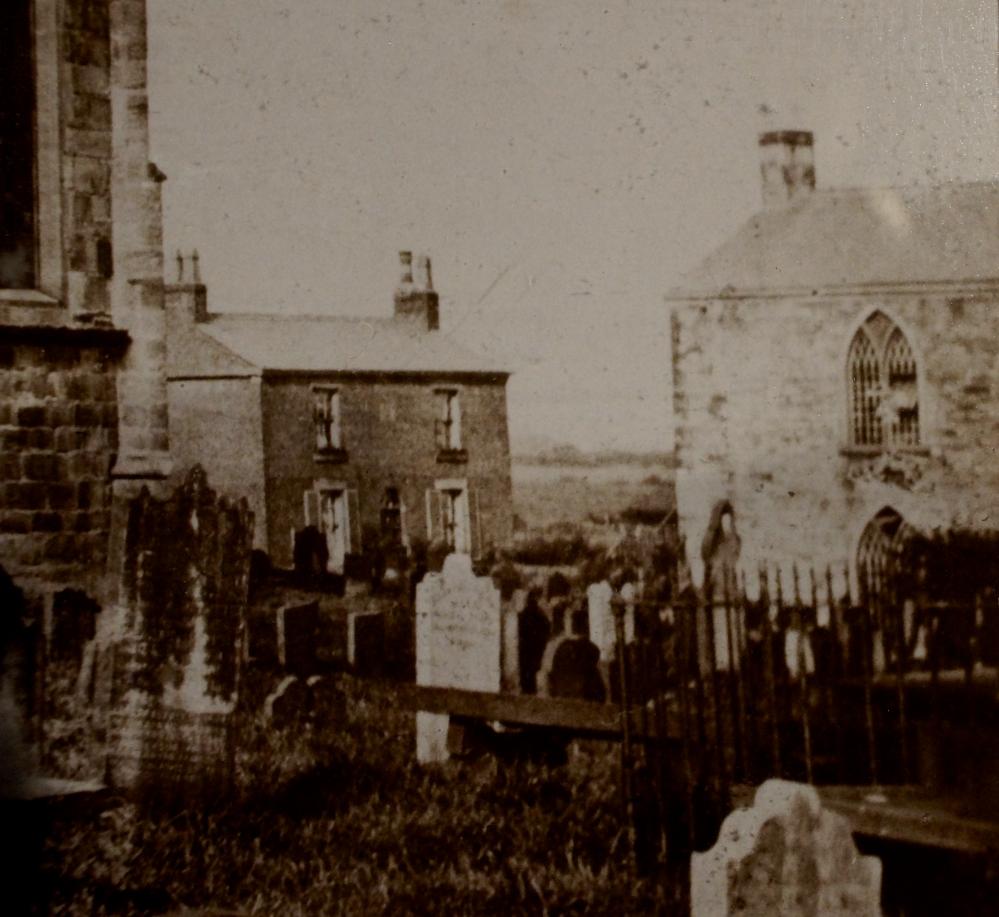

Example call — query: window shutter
[469,490,482,558]
[303,489,320,528]
[331,391,343,449]
[425,488,435,542]
[347,488,362,553]
[451,394,462,448]
[399,498,410,549]
[436,490,449,547]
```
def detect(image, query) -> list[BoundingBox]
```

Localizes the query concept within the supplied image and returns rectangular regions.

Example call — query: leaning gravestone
[691,779,882,917]
[105,466,253,803]
[415,553,501,763]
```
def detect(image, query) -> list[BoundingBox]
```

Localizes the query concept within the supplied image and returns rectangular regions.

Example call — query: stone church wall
[671,288,999,585]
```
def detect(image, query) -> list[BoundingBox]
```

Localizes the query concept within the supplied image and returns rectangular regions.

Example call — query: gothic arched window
[848,312,919,448]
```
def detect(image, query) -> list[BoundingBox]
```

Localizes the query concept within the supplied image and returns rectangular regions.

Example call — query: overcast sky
[147,0,998,452]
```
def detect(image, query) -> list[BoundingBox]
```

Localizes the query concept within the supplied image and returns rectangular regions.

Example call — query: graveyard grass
[40,677,658,914]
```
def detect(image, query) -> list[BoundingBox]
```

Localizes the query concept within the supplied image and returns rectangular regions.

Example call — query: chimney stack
[759,130,815,208]
[393,250,439,331]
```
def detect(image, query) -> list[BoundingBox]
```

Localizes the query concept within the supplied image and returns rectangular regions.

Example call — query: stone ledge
[0,317,128,351]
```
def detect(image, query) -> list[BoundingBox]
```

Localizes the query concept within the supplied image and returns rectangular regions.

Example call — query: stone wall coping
[0,317,129,350]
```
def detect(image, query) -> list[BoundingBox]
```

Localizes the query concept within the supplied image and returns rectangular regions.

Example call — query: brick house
[1,0,171,609]
[668,131,999,588]
[165,253,515,573]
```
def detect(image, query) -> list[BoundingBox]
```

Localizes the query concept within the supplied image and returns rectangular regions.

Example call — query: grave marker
[691,779,882,917]
[415,553,501,762]
[105,466,253,802]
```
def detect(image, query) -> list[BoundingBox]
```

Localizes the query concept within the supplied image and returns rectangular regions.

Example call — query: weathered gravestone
[264,675,308,727]
[415,553,501,763]
[501,588,526,694]
[306,674,346,724]
[277,600,319,674]
[587,580,615,660]
[105,466,253,802]
[348,609,385,677]
[538,635,606,703]
[692,779,882,917]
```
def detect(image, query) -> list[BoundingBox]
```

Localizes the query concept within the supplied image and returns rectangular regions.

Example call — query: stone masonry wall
[261,375,515,568]
[167,376,267,547]
[672,289,999,585]
[0,334,121,601]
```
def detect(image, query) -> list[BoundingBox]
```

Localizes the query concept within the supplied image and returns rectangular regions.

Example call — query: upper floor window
[847,312,919,449]
[1,0,36,288]
[313,386,343,452]
[435,388,462,451]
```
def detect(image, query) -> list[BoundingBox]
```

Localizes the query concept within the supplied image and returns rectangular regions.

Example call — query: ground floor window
[304,484,359,574]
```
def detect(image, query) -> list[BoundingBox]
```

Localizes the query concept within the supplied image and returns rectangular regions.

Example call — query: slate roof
[191,313,509,376]
[671,181,999,298]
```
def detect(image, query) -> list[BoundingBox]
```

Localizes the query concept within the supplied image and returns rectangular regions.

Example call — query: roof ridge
[208,311,396,323]
[809,178,999,196]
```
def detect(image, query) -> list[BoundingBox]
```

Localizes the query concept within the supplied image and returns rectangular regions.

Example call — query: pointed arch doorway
[856,507,916,599]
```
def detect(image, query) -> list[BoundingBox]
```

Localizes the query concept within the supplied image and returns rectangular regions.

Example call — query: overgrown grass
[35,678,659,915]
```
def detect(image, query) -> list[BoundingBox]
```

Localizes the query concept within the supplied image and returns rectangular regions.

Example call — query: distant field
[512,460,674,529]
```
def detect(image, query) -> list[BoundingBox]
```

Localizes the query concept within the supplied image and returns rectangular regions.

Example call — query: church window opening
[1,0,36,288]
[848,313,919,449]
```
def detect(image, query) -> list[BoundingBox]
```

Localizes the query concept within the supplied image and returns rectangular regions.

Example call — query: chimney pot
[417,254,434,292]
[398,250,414,287]
[759,129,815,209]
[393,249,439,331]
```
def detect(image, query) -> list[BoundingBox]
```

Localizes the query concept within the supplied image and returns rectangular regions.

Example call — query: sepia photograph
[1,1,998,913]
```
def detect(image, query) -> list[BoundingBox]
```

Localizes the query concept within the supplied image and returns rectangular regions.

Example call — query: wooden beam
[390,682,679,740]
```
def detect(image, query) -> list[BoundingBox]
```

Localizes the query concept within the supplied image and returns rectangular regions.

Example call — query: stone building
[166,252,515,572]
[1,0,171,610]
[668,131,999,588]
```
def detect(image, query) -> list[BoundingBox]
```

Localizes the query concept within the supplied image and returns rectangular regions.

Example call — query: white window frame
[846,312,920,450]
[305,481,353,574]
[434,388,462,451]
[312,385,343,452]
[428,478,470,554]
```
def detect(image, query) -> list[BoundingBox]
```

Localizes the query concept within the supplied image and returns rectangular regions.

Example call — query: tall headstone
[415,553,501,762]
[692,779,882,917]
[587,581,615,660]
[105,466,252,803]
[501,589,526,693]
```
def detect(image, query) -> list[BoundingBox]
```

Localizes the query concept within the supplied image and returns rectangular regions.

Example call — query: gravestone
[306,674,346,725]
[691,779,882,917]
[105,466,253,803]
[538,636,606,702]
[415,553,501,763]
[501,589,526,693]
[587,580,615,660]
[264,675,308,727]
[348,610,385,677]
[277,601,319,674]
[517,590,550,694]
